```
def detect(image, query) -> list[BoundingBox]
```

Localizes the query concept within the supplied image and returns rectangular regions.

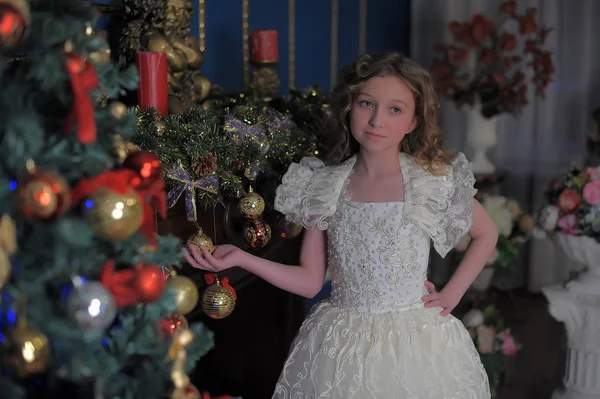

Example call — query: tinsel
[131,87,330,217]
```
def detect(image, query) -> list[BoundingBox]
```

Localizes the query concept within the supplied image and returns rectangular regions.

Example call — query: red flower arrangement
[430,0,555,118]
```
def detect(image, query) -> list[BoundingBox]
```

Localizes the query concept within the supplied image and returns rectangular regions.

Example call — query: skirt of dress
[273,300,491,399]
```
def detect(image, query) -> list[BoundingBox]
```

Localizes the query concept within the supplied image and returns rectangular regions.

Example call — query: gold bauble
[186,228,214,256]
[89,46,111,64]
[239,187,265,219]
[201,277,236,319]
[3,324,51,377]
[153,121,167,136]
[168,275,199,316]
[109,102,127,119]
[83,187,144,241]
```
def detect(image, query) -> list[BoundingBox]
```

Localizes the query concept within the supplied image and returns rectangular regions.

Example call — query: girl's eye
[359,100,373,107]
[391,107,401,114]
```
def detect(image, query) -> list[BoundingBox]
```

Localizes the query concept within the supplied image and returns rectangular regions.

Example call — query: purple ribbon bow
[165,160,219,221]
[224,115,271,155]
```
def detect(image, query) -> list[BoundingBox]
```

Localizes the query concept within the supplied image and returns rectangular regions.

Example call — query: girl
[185,52,498,398]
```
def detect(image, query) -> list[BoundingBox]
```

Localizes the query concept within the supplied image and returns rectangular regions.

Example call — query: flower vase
[555,233,600,296]
[471,267,495,291]
[465,106,498,175]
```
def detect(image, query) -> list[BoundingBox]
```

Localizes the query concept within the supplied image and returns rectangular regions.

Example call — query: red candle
[136,52,168,116]
[250,30,279,63]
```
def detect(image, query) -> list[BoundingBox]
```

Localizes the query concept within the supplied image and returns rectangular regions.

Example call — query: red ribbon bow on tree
[203,274,237,300]
[64,53,99,144]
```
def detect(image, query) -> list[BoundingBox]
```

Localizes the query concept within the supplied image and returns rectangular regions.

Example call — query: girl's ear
[407,116,419,133]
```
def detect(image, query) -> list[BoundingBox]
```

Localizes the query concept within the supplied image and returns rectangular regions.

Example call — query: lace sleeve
[433,153,477,257]
[274,157,340,230]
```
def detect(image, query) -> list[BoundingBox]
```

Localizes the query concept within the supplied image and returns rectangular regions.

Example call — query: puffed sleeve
[433,153,478,257]
[274,156,344,230]
[402,152,477,258]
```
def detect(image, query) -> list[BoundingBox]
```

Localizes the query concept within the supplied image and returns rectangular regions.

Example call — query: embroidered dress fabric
[273,153,490,399]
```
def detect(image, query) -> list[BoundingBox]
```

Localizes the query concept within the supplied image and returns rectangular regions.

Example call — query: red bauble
[0,0,31,49]
[134,265,166,303]
[16,170,71,220]
[159,314,188,337]
[122,151,163,190]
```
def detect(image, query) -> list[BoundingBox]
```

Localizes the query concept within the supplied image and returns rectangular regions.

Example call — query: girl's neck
[355,149,402,179]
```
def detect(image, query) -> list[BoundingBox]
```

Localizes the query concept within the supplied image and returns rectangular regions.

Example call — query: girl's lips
[366,131,385,138]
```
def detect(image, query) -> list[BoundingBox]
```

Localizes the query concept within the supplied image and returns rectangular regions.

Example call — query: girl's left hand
[421,281,460,317]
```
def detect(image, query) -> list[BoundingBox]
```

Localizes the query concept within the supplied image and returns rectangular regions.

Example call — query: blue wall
[94,0,410,95]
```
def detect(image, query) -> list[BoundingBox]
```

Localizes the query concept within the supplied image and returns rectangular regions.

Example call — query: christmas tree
[0,0,213,398]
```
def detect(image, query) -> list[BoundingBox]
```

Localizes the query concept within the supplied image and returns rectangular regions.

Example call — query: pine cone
[192,152,217,177]
[234,155,245,172]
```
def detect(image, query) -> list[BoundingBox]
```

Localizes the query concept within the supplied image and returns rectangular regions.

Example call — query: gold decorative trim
[359,0,367,55]
[198,0,206,53]
[242,0,250,90]
[288,0,296,89]
[330,0,339,91]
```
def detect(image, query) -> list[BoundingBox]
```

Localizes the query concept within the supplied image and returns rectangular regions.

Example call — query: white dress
[272,152,491,399]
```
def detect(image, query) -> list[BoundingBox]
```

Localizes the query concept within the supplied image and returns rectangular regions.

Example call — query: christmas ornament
[0,0,30,49]
[2,323,50,377]
[16,170,71,220]
[158,314,188,337]
[153,120,166,136]
[113,134,138,163]
[201,274,236,319]
[109,101,127,119]
[0,214,16,289]
[73,169,166,247]
[186,227,214,256]
[83,186,144,241]
[168,275,199,316]
[243,219,271,248]
[276,219,303,239]
[123,151,164,190]
[239,187,265,219]
[169,327,195,399]
[134,264,166,303]
[89,45,111,64]
[67,280,117,331]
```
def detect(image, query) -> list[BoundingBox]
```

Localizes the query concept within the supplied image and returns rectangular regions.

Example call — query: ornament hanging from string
[201,274,236,319]
[243,218,271,248]
[238,186,265,219]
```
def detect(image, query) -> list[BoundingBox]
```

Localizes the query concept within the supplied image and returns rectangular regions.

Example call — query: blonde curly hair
[325,52,454,176]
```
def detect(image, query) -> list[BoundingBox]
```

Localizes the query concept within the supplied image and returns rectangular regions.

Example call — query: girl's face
[349,75,417,154]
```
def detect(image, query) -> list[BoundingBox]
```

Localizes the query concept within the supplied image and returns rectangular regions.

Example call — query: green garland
[131,87,331,216]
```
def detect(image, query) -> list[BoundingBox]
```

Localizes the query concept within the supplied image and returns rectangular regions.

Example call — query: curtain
[411,0,600,291]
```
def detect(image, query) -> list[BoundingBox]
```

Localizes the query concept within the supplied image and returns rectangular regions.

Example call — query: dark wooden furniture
[157,183,306,399]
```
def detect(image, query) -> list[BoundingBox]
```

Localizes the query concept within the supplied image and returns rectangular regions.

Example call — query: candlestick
[249,30,280,101]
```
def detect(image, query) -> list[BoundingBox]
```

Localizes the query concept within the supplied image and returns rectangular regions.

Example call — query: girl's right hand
[183,244,245,272]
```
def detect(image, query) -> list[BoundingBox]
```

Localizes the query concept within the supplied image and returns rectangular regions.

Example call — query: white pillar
[542,285,600,399]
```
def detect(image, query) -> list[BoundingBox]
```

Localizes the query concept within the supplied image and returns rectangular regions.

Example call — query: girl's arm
[185,226,328,298]
[422,199,498,315]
